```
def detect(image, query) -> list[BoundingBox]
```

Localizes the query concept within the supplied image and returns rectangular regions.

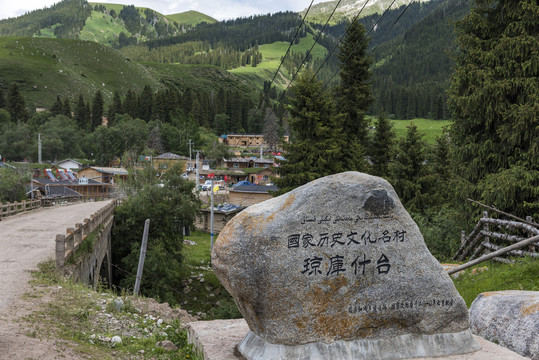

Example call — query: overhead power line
[246,0,317,128]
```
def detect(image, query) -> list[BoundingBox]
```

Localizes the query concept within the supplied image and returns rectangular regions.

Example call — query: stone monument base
[239,329,481,360]
[187,319,527,360]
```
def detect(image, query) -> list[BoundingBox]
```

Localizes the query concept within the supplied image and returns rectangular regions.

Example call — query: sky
[0,0,327,21]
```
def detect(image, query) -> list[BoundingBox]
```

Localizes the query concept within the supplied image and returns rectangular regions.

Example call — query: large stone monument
[212,172,480,359]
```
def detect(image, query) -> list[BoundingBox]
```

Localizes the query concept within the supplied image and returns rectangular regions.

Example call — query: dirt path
[0,200,114,359]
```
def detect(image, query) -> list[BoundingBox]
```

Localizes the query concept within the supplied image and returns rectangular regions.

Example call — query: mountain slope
[0,0,216,48]
[304,0,432,23]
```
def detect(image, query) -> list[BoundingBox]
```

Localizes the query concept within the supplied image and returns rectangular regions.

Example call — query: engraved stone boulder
[470,291,539,359]
[212,172,480,360]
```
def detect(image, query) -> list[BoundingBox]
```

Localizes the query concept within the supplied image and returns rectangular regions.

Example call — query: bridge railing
[0,199,41,219]
[55,200,117,272]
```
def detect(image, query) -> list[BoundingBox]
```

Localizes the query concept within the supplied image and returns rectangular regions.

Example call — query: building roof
[156,152,189,160]
[33,178,108,186]
[55,159,83,166]
[231,184,279,193]
[224,157,274,164]
[41,186,83,198]
[86,167,128,176]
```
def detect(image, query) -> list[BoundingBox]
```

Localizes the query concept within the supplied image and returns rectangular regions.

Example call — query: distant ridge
[165,10,217,26]
[303,0,433,22]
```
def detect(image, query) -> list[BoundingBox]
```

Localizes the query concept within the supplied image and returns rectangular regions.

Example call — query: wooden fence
[0,199,41,219]
[449,200,538,274]
[55,200,117,272]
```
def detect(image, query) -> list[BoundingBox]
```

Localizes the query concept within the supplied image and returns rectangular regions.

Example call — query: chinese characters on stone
[289,229,406,277]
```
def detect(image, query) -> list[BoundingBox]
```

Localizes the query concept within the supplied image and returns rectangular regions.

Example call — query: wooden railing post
[56,234,66,272]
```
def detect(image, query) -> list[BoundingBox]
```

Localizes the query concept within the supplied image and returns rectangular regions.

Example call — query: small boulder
[470,290,539,359]
[156,340,178,351]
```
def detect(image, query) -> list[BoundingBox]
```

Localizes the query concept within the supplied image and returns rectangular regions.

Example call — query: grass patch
[80,11,133,47]
[26,259,201,359]
[452,257,539,307]
[390,118,451,144]
[179,231,242,320]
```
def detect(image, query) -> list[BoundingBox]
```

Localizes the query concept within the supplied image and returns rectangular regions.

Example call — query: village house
[77,166,128,185]
[228,184,278,206]
[218,133,289,149]
[153,152,190,174]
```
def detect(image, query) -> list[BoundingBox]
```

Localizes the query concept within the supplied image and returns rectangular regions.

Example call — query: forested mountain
[0,0,216,48]
[0,0,469,124]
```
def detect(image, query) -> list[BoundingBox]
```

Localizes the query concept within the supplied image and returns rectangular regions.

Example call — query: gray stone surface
[212,172,479,359]
[470,290,539,359]
[187,319,525,360]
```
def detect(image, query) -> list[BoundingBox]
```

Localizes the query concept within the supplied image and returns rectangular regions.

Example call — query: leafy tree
[447,0,538,217]
[370,112,395,177]
[0,122,34,161]
[334,20,373,171]
[6,83,29,123]
[263,108,279,151]
[0,109,11,131]
[111,163,200,305]
[275,70,344,194]
[91,90,104,130]
[0,166,31,203]
[39,115,84,161]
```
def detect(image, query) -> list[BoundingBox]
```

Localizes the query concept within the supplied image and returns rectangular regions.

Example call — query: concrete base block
[239,329,480,360]
[187,319,526,360]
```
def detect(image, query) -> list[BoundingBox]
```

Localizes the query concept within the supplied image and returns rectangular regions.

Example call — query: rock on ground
[470,290,539,359]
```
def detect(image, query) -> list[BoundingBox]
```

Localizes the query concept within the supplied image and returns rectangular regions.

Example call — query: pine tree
[334,20,373,171]
[138,85,153,122]
[6,83,29,123]
[51,95,63,116]
[275,70,344,194]
[124,89,138,118]
[108,91,123,126]
[389,122,426,209]
[91,90,104,130]
[62,97,72,118]
[370,112,395,177]
[74,94,86,129]
[447,0,539,217]
[0,89,5,109]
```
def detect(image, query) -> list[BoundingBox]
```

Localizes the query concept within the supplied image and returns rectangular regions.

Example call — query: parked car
[202,180,224,191]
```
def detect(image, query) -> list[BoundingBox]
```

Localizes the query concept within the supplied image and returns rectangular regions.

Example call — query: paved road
[0,200,113,359]
[0,200,113,312]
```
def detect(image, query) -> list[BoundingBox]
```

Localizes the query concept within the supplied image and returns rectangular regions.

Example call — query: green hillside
[0,37,161,108]
[0,36,258,110]
[166,10,217,26]
[79,10,133,47]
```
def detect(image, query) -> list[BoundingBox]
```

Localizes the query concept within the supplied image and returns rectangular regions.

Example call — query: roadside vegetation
[26,260,201,359]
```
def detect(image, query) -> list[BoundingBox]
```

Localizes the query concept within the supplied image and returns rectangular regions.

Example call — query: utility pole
[210,177,214,250]
[134,219,150,296]
[38,133,42,164]
[195,151,200,189]
[188,139,193,170]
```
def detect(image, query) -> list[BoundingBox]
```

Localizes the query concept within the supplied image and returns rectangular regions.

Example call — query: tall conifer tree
[6,83,29,123]
[275,70,344,194]
[91,90,104,130]
[447,0,538,216]
[335,20,373,171]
